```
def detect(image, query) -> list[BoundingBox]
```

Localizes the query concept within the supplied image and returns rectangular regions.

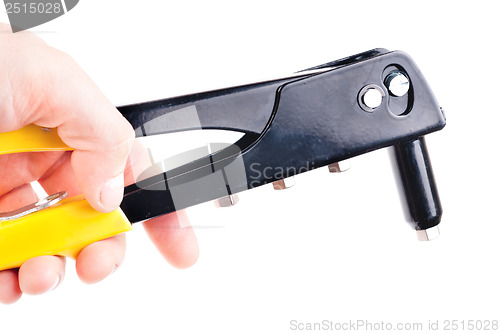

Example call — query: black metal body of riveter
[117,49,446,237]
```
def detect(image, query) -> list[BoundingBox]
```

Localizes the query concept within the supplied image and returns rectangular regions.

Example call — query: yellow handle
[0,125,72,155]
[0,126,132,271]
[0,195,132,271]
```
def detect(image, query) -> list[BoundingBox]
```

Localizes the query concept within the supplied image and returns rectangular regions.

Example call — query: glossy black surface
[391,137,442,230]
[119,49,446,230]
[118,78,285,137]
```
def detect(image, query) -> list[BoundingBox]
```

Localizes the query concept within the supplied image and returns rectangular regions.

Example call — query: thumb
[68,121,134,213]
[36,52,135,212]
[52,60,135,212]
[0,30,134,212]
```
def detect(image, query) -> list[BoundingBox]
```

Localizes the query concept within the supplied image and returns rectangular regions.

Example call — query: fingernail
[99,173,125,212]
[49,274,61,291]
[110,263,119,275]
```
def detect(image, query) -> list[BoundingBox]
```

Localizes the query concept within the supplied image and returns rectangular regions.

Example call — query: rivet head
[385,71,410,97]
[363,88,383,108]
[358,84,385,112]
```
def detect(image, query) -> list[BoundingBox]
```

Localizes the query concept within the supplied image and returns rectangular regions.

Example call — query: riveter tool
[0,49,445,271]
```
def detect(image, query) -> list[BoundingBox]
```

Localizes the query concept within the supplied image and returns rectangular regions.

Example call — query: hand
[0,24,199,304]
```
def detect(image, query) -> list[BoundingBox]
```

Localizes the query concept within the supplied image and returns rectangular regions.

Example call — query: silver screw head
[363,88,383,109]
[358,84,385,112]
[385,71,410,97]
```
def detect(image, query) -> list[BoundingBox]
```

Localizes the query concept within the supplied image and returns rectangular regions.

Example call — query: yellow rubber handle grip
[0,126,132,271]
[0,195,132,271]
[0,125,72,155]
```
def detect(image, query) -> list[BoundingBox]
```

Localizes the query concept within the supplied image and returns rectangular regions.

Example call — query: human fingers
[0,185,65,300]
[0,25,134,213]
[0,151,65,197]
[0,270,22,304]
[75,234,126,284]
[0,183,38,212]
[143,210,199,269]
[18,256,66,295]
[124,141,200,269]
[37,151,81,197]
[37,154,127,285]
[0,184,36,303]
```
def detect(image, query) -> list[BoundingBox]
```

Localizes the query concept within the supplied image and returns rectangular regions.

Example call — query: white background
[1,1,500,333]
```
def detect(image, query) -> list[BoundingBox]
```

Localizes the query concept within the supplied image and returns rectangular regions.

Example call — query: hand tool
[0,49,446,271]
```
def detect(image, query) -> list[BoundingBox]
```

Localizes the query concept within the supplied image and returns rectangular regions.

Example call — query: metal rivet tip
[272,177,296,190]
[214,194,239,208]
[416,225,440,241]
[328,160,351,173]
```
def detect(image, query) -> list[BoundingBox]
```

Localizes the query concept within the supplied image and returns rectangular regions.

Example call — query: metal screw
[328,160,351,173]
[214,194,239,208]
[385,71,410,97]
[358,84,385,112]
[272,177,295,190]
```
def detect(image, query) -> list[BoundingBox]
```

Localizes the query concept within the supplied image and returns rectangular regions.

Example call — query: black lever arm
[118,49,446,238]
